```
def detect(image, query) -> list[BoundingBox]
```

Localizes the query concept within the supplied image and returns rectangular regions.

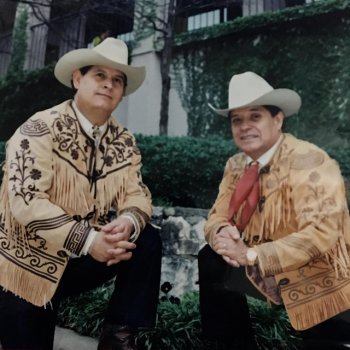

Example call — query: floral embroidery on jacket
[9,138,42,205]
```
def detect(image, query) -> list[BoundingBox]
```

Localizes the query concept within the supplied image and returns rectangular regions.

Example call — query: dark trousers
[199,244,350,350]
[198,244,258,350]
[300,310,350,349]
[0,224,162,350]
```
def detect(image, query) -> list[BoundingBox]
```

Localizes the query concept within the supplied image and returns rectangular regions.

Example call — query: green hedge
[135,135,237,208]
[0,136,236,208]
[0,64,72,141]
[0,136,349,208]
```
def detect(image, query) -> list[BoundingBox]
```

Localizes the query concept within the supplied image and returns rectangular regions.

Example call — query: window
[176,0,243,33]
[85,0,135,46]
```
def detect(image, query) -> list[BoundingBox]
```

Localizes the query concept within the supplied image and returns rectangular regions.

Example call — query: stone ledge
[155,206,208,297]
[54,327,97,350]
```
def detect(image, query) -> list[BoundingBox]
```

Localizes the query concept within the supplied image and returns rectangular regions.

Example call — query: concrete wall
[114,35,188,136]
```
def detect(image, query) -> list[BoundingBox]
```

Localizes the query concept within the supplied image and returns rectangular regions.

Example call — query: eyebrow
[92,67,125,79]
[231,107,263,118]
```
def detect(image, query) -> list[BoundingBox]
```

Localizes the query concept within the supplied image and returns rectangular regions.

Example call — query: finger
[107,252,132,266]
[216,232,227,239]
[114,241,136,250]
[101,222,117,232]
[102,220,124,233]
[222,255,240,268]
[106,258,121,266]
[104,226,125,235]
[107,247,127,256]
[214,239,229,251]
[213,235,226,247]
[229,230,241,241]
[104,232,128,243]
[216,248,228,256]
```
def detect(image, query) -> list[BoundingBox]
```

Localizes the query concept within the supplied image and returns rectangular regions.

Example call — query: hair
[228,105,283,121]
[262,105,282,117]
[263,105,284,132]
[70,66,93,91]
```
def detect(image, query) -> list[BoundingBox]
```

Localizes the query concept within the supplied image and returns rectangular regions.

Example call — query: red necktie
[228,162,259,231]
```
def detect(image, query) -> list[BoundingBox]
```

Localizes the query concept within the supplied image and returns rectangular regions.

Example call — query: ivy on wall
[172,0,350,152]
[7,6,28,79]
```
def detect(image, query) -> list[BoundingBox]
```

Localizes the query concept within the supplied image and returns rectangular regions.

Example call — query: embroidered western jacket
[204,133,350,330]
[0,100,152,306]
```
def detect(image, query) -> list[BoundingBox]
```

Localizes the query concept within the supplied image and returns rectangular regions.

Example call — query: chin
[243,148,262,159]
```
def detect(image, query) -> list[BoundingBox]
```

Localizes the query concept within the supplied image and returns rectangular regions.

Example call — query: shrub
[135,135,237,208]
[57,282,302,350]
[0,65,72,141]
[0,136,349,208]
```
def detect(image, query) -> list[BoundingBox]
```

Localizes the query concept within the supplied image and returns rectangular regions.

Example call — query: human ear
[72,70,81,90]
[275,111,285,131]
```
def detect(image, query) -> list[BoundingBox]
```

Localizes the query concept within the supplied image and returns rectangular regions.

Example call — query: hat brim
[54,48,145,96]
[209,89,301,117]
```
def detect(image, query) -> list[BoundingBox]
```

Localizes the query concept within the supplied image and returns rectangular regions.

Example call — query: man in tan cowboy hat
[198,71,350,349]
[0,38,161,350]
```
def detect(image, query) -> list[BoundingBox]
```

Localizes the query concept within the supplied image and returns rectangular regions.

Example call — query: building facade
[0,0,316,135]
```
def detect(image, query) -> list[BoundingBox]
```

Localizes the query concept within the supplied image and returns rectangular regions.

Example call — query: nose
[240,120,252,131]
[103,79,113,89]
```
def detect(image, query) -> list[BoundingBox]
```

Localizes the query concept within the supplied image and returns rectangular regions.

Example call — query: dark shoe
[97,324,138,350]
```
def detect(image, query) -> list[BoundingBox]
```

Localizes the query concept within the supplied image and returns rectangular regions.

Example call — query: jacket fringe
[0,172,29,253]
[51,155,92,214]
[0,258,52,307]
[245,181,292,243]
[51,153,127,220]
[96,174,126,219]
[325,236,350,279]
[290,287,350,330]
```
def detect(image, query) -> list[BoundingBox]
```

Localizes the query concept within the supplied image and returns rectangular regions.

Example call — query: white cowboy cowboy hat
[54,38,145,96]
[208,71,301,117]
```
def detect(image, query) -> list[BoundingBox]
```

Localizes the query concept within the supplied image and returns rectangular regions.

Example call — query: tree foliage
[6,4,27,79]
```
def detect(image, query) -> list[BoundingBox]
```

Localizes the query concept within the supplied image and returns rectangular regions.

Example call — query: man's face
[229,106,284,160]
[72,65,125,121]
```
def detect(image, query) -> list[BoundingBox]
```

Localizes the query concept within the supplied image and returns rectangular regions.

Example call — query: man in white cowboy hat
[198,71,350,349]
[0,38,161,350]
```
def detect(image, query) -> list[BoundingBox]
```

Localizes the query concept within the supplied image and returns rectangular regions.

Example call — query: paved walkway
[54,327,98,350]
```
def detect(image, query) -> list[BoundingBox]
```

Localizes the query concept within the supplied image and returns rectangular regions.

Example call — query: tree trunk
[158,0,176,135]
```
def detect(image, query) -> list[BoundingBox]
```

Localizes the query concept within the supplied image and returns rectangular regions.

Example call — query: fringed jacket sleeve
[4,118,91,257]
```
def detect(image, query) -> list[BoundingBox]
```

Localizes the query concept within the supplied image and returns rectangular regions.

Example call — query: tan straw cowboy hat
[209,71,301,117]
[54,38,145,96]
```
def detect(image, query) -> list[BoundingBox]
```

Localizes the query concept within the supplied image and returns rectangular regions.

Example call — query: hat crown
[208,71,301,117]
[228,71,274,109]
[54,37,145,95]
[93,37,129,65]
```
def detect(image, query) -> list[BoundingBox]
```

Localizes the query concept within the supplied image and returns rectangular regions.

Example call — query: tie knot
[92,125,101,140]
